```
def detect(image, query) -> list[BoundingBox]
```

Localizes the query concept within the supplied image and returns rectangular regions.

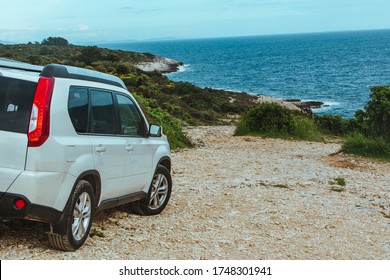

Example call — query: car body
[0,58,172,251]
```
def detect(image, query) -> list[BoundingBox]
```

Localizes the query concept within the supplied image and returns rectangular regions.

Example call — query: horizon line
[92,28,390,45]
[1,27,389,46]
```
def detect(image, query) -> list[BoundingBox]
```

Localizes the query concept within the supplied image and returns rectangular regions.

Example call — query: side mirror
[149,124,162,137]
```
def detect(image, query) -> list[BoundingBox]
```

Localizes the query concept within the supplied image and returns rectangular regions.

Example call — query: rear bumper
[0,192,63,224]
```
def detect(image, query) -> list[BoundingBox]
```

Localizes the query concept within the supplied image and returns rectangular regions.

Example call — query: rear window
[0,76,36,133]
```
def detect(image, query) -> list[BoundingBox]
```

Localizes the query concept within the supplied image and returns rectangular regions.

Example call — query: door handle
[96,144,106,153]
[126,145,134,152]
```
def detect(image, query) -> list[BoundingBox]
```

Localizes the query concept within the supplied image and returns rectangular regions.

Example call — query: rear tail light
[15,199,26,209]
[28,77,55,147]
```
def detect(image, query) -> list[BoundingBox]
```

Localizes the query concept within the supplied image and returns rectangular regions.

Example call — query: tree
[41,37,69,46]
[356,86,390,139]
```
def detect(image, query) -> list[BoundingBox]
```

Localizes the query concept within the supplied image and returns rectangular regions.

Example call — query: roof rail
[0,58,126,89]
[41,64,126,89]
[0,57,43,73]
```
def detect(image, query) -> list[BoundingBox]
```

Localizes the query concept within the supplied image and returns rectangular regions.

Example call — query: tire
[48,180,95,251]
[130,165,172,216]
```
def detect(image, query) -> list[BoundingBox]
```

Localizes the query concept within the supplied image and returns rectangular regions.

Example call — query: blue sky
[1,0,389,44]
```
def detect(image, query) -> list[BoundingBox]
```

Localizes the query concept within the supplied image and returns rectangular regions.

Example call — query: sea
[101,29,390,118]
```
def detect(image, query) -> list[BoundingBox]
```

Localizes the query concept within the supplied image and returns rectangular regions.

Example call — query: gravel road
[1,126,390,259]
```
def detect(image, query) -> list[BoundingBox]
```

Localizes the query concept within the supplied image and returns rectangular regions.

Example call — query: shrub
[235,102,294,136]
[78,46,102,65]
[315,114,348,135]
[235,102,322,141]
[116,63,130,75]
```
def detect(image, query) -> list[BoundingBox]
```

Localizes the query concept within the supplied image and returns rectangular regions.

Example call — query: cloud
[79,25,90,31]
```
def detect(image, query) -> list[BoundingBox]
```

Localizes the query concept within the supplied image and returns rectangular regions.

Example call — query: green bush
[235,102,294,136]
[314,114,348,135]
[235,102,322,141]
[116,63,130,75]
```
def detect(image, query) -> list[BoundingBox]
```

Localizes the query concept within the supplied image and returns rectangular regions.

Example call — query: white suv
[0,58,172,251]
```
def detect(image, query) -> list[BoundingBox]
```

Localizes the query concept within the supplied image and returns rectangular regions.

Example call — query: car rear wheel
[130,165,172,216]
[48,180,95,251]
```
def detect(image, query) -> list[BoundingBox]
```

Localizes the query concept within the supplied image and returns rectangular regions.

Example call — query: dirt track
[1,126,390,259]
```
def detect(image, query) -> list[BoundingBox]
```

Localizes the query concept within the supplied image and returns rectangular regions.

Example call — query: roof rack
[0,58,126,89]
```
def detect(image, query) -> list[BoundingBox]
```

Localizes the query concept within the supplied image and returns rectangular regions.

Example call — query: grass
[330,177,346,192]
[335,177,346,186]
[89,228,105,238]
[342,133,390,161]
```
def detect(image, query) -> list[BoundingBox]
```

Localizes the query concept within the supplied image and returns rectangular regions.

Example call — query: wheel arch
[157,156,171,172]
[76,170,102,209]
[49,170,101,235]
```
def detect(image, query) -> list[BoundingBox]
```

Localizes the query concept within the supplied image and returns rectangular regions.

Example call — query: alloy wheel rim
[72,192,92,241]
[148,174,168,210]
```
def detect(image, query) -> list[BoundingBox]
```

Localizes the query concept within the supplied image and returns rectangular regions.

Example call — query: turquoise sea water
[101,30,390,118]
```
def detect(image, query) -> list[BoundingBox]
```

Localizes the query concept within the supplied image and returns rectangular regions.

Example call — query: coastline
[136,57,324,112]
[135,56,184,73]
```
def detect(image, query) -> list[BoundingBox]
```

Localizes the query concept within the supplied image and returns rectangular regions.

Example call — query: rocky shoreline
[284,99,324,111]
[136,58,326,111]
[135,56,184,73]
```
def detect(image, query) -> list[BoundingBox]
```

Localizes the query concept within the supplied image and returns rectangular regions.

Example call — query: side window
[91,90,116,134]
[68,87,89,133]
[0,77,36,133]
[116,94,145,136]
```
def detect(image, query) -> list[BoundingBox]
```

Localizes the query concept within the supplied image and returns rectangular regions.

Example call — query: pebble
[1,126,390,259]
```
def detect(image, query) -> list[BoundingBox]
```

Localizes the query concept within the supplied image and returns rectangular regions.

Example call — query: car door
[116,93,153,193]
[88,89,127,201]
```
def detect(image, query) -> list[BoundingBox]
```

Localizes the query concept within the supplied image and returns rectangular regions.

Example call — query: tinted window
[90,90,116,134]
[0,76,36,133]
[68,87,89,133]
[117,94,145,136]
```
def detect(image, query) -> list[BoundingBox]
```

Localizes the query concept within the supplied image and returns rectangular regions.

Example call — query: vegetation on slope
[2,37,390,159]
[0,37,258,149]
[235,86,390,160]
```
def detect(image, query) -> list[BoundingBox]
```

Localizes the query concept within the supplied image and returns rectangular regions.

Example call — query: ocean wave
[176,64,190,73]
[312,101,341,113]
[166,64,190,77]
